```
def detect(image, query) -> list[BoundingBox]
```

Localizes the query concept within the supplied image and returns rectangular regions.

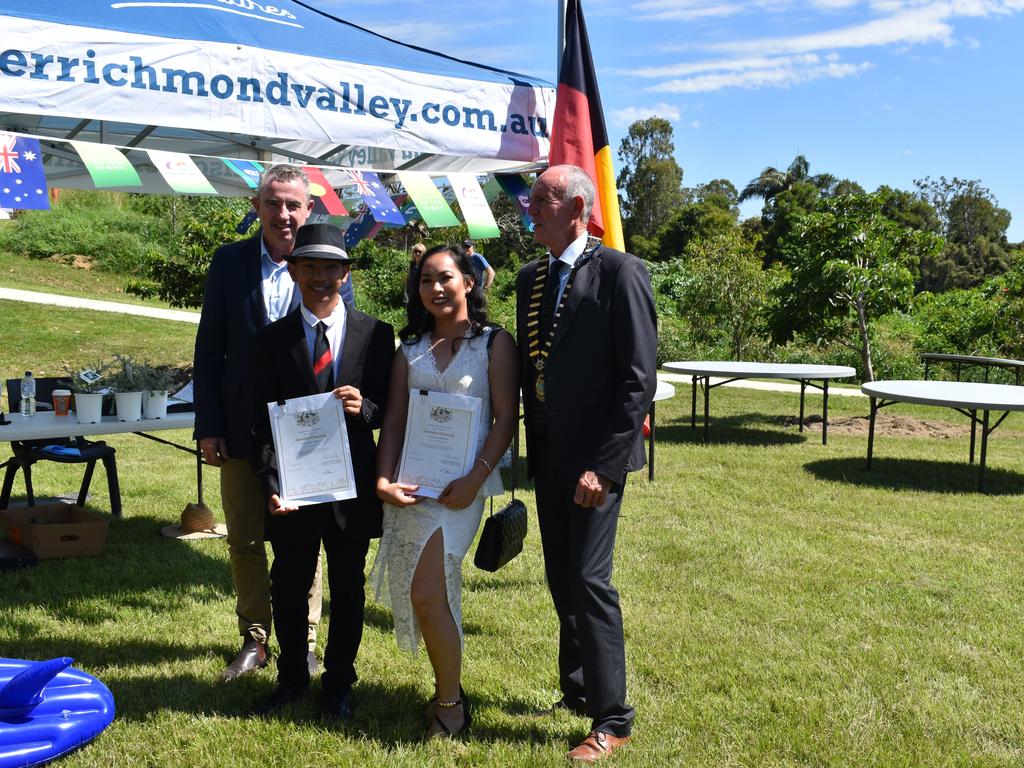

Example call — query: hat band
[291,243,349,259]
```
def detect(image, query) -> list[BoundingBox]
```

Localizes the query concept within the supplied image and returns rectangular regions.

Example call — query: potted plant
[136,362,179,420]
[109,355,144,422]
[63,360,112,425]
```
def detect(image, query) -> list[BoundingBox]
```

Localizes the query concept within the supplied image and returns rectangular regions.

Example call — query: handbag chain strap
[486,326,518,517]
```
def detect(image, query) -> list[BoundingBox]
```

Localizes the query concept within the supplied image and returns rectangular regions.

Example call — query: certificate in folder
[268,392,357,506]
[397,389,482,499]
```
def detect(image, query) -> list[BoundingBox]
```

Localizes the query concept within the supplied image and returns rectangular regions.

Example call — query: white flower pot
[114,391,143,422]
[74,393,105,424]
[143,390,168,419]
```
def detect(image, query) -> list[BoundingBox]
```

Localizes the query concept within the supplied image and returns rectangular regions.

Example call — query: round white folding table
[662,361,856,444]
[862,379,1024,491]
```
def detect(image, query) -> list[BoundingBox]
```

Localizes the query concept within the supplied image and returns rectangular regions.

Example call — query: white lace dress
[370,328,504,653]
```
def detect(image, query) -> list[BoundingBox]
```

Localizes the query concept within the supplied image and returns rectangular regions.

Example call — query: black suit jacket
[248,306,395,540]
[193,235,270,459]
[516,242,658,485]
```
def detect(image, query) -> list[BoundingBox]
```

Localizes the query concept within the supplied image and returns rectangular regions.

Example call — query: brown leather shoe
[567,730,630,763]
[221,638,270,681]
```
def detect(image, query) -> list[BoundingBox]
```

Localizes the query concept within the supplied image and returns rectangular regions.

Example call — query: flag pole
[557,0,566,81]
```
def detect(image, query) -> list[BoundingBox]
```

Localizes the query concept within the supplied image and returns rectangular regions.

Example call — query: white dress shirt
[299,302,347,385]
[260,237,298,322]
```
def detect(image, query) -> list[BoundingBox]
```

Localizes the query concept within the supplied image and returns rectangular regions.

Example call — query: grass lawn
[3,269,1024,766]
[0,250,176,309]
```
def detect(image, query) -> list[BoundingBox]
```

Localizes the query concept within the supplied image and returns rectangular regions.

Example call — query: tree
[773,190,943,381]
[616,117,685,245]
[668,230,776,359]
[914,176,1012,290]
[738,154,810,204]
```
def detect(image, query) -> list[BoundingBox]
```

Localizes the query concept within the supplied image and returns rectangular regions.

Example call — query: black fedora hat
[287,223,352,262]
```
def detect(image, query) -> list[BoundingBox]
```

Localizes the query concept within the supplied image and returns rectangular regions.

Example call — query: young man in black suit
[248,223,394,719]
[516,164,657,762]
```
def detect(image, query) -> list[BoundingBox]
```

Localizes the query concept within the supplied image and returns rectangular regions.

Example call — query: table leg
[822,380,830,446]
[647,402,656,482]
[799,381,806,433]
[969,410,977,464]
[690,375,697,430]
[866,397,877,469]
[196,442,205,505]
[978,409,990,492]
[703,376,710,443]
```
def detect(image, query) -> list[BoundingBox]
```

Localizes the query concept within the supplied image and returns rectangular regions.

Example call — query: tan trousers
[221,458,322,649]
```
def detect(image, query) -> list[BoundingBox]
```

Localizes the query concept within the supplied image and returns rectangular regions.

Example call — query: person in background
[463,239,495,291]
[516,164,657,763]
[405,243,427,305]
[193,164,323,683]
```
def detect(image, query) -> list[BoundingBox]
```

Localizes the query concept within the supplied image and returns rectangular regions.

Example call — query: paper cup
[52,389,71,417]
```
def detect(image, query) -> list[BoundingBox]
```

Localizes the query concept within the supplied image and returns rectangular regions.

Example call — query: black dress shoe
[322,689,355,722]
[307,650,319,677]
[252,683,309,716]
[221,638,270,682]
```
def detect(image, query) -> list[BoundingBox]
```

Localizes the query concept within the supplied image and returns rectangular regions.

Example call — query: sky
[325,0,1024,241]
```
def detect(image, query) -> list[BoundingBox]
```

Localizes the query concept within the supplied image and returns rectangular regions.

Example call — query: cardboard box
[0,504,108,559]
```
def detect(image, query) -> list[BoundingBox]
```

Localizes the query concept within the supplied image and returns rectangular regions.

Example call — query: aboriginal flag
[549,0,624,250]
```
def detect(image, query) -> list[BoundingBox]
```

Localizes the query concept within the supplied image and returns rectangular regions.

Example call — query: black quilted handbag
[474,420,527,572]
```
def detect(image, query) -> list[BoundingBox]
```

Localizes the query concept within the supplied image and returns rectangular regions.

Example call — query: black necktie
[538,260,565,341]
[313,322,334,392]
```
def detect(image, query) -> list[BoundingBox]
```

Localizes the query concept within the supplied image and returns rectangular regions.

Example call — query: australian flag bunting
[0,134,49,210]
[344,209,384,250]
[344,170,405,225]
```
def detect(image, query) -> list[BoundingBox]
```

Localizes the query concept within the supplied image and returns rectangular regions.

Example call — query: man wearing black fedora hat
[248,223,394,720]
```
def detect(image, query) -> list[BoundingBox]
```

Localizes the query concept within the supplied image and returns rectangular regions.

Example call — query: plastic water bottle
[19,371,36,417]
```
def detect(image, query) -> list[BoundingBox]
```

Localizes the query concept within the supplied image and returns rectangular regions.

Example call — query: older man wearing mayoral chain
[516,164,657,763]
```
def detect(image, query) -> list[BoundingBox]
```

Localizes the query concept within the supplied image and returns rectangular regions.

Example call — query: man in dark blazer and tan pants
[193,164,323,681]
[516,164,657,763]
[249,223,394,719]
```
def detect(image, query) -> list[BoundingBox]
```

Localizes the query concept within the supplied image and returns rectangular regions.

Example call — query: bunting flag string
[304,167,348,215]
[147,150,218,194]
[395,170,460,228]
[0,129,526,239]
[343,169,405,225]
[495,173,534,231]
[0,133,50,210]
[448,172,500,239]
[70,140,142,189]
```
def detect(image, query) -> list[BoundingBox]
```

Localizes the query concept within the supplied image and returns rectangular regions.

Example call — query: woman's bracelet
[475,456,493,472]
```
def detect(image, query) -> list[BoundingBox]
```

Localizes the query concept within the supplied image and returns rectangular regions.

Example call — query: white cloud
[649,59,870,92]
[632,0,747,20]
[610,102,683,125]
[690,120,703,128]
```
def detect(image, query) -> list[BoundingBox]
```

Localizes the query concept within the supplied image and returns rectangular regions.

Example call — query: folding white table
[662,361,856,444]
[862,380,1024,491]
[0,411,199,516]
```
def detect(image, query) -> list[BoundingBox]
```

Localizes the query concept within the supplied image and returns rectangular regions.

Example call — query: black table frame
[866,396,1012,492]
[688,374,837,444]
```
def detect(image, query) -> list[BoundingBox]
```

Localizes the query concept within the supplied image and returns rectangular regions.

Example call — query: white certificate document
[397,389,482,499]
[268,392,357,507]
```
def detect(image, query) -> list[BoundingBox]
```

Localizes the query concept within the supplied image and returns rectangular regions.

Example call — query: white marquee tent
[0,0,556,194]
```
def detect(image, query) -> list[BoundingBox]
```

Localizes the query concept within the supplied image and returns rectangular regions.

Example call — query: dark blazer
[193,235,269,459]
[516,243,658,485]
[248,306,394,540]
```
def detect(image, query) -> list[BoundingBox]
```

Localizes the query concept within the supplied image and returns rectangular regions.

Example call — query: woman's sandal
[426,692,472,739]
[424,685,466,724]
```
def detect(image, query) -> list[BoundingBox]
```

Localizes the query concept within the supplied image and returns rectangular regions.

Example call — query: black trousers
[268,504,370,695]
[533,440,636,737]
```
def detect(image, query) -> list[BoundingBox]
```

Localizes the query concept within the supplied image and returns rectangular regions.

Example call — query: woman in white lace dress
[372,244,518,738]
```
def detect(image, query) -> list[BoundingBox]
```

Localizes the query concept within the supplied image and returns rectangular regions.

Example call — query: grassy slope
[2,263,1024,766]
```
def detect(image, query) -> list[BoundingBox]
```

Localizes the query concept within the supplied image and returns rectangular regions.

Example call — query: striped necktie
[313,321,334,392]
